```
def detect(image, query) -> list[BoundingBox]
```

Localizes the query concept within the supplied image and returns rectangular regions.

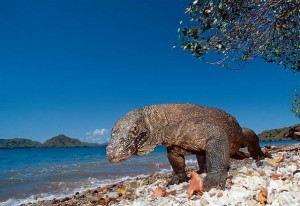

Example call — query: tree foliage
[292,88,300,117]
[179,0,300,71]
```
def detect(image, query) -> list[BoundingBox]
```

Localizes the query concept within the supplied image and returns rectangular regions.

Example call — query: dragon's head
[106,109,152,163]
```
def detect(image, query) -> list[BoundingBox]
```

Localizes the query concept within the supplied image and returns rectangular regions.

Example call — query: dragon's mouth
[135,144,157,156]
[107,155,130,163]
[106,143,137,163]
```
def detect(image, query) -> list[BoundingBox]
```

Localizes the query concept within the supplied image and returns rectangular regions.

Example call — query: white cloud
[85,128,109,143]
[86,128,107,136]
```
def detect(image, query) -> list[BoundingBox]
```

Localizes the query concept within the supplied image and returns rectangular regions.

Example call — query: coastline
[16,143,300,206]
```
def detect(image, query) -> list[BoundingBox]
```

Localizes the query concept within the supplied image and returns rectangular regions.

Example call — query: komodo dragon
[106,104,267,190]
[284,125,300,140]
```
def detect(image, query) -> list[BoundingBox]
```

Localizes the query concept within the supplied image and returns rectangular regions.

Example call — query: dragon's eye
[130,124,138,135]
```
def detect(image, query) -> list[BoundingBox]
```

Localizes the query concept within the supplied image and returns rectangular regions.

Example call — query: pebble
[129,181,139,189]
[52,199,60,204]
[199,198,209,205]
[83,189,91,194]
[90,196,101,203]
[61,197,70,202]
[246,199,257,206]
[291,185,300,192]
[107,192,119,199]
[78,194,85,198]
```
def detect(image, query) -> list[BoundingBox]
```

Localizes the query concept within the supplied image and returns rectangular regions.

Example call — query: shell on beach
[186,171,203,196]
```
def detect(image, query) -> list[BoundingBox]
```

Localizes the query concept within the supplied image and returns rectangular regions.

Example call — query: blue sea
[0,140,298,205]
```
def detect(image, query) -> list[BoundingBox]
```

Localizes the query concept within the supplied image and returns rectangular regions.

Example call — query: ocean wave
[185,158,197,165]
[0,168,172,206]
[0,193,58,206]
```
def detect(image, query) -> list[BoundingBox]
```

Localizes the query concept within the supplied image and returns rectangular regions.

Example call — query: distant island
[0,134,106,149]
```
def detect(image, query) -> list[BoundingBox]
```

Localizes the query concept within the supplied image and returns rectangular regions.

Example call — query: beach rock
[291,185,300,192]
[293,169,300,175]
[92,189,99,194]
[97,186,109,194]
[52,199,60,204]
[90,196,101,203]
[125,192,137,200]
[155,197,169,206]
[107,192,119,199]
[61,197,70,202]
[294,172,300,179]
[108,200,118,206]
[129,181,139,189]
[66,199,77,206]
[78,194,85,198]
[200,197,209,205]
[208,188,218,197]
[276,192,297,205]
[241,166,250,174]
[245,199,257,206]
[83,189,91,194]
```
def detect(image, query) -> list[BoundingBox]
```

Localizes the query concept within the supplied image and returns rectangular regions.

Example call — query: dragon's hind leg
[204,134,229,190]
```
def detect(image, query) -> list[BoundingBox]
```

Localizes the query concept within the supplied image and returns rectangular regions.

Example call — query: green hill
[42,134,100,147]
[0,138,42,148]
[0,134,101,149]
[258,124,300,141]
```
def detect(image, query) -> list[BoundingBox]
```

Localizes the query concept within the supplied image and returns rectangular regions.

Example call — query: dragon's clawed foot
[203,172,227,191]
[167,173,189,186]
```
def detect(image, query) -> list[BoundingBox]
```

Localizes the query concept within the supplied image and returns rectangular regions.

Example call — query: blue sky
[0,0,299,143]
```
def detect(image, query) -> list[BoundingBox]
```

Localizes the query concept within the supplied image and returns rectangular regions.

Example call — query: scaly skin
[284,126,300,141]
[106,104,266,190]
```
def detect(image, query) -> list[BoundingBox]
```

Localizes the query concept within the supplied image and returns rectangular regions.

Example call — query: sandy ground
[22,144,300,206]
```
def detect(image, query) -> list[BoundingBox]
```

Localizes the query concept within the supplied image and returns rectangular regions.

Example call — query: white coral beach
[115,145,300,206]
[22,144,300,206]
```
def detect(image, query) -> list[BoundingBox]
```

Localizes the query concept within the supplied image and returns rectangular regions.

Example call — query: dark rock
[256,160,263,167]
[52,199,60,204]
[293,170,300,175]
[78,194,85,198]
[61,197,70,202]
